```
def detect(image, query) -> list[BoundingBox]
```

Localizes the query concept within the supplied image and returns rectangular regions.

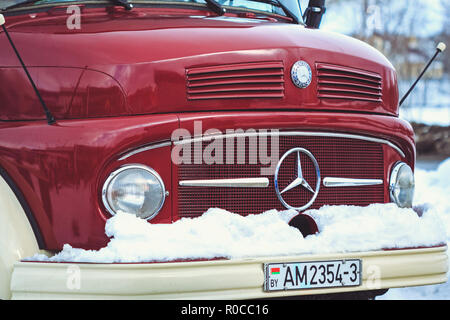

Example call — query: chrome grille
[175,133,385,218]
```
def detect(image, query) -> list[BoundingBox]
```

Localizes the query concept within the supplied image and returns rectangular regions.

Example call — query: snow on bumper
[23,205,449,263]
[10,246,448,299]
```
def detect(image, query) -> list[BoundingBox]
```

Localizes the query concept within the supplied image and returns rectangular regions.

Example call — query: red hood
[0,6,399,120]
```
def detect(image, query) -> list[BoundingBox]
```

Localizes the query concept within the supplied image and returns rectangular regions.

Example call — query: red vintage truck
[0,0,447,300]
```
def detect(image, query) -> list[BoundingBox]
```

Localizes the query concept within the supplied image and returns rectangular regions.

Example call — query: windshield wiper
[244,0,301,24]
[273,0,300,24]
[1,0,134,11]
[109,0,133,10]
[202,0,226,16]
[1,0,41,11]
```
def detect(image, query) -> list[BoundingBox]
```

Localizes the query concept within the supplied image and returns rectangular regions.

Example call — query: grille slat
[318,74,381,86]
[188,84,285,94]
[187,62,285,100]
[318,80,381,91]
[187,92,285,100]
[187,62,284,75]
[188,71,284,81]
[317,63,382,102]
[318,87,382,97]
[317,63,382,81]
[189,76,284,87]
[176,134,385,218]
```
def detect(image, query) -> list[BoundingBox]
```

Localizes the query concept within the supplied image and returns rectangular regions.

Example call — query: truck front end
[0,0,447,300]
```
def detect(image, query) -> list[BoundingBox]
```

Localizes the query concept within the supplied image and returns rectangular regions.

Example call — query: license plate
[264,259,361,292]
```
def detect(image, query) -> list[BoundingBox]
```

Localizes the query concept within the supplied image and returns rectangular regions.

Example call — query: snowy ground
[26,159,450,299]
[378,158,450,300]
[400,106,450,127]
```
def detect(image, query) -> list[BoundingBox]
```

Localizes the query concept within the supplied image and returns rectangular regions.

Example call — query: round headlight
[102,164,166,220]
[389,162,415,208]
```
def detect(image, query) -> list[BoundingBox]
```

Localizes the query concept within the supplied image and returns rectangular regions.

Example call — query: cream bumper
[10,246,448,299]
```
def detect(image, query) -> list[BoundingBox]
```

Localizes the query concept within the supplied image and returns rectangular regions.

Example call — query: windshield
[1,0,303,22]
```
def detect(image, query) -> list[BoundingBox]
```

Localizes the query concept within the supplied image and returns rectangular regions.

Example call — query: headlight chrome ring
[102,164,166,220]
[389,162,415,208]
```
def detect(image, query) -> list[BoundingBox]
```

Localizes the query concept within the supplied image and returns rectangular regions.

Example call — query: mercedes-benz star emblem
[291,61,312,89]
[274,148,321,211]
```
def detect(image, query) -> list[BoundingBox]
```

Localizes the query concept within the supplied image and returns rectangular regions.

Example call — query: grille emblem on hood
[291,61,312,89]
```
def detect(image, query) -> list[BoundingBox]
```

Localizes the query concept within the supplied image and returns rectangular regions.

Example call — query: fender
[0,168,48,299]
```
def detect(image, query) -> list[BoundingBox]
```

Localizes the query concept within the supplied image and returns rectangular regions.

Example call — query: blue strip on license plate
[264,259,362,292]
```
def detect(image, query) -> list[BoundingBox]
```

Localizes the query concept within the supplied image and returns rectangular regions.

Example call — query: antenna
[399,42,446,107]
[0,14,56,125]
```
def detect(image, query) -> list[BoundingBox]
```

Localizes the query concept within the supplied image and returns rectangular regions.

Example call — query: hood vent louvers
[317,63,382,103]
[186,62,285,100]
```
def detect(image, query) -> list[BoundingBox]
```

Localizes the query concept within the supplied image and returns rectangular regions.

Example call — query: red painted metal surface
[0,112,414,250]
[0,115,179,249]
[0,5,415,251]
[1,6,398,121]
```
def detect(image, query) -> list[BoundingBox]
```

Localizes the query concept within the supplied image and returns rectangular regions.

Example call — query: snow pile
[306,204,445,253]
[27,203,446,263]
[380,158,450,300]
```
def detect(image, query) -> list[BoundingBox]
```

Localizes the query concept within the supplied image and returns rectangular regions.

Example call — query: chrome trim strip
[172,131,406,158]
[118,141,172,161]
[323,177,383,187]
[179,178,270,188]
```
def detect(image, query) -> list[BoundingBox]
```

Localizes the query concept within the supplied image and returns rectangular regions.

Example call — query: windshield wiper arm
[244,0,301,24]
[1,0,41,11]
[273,0,300,24]
[109,0,133,10]
[1,0,134,11]
[202,0,226,16]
